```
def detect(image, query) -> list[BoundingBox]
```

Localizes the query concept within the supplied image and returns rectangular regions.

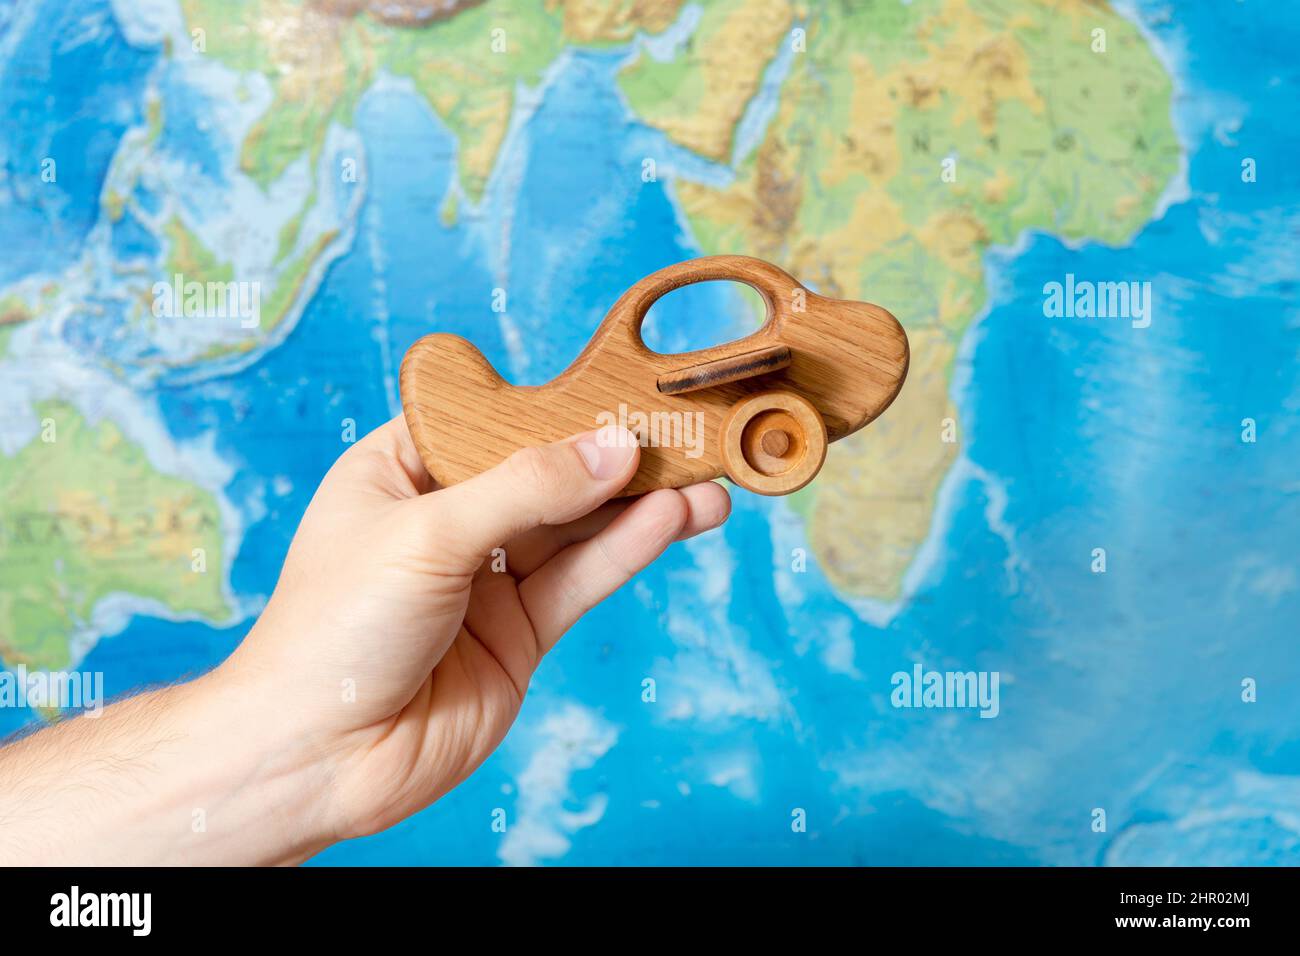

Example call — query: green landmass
[164,215,235,285]
[617,0,794,162]
[661,0,1180,599]
[0,402,229,671]
[181,0,571,201]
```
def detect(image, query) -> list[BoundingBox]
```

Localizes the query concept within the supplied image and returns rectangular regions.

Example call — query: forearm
[0,669,338,866]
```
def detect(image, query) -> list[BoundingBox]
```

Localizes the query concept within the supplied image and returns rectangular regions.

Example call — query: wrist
[0,664,344,866]
[168,664,343,865]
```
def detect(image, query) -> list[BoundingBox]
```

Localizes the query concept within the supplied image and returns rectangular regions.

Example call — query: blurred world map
[1,0,1298,864]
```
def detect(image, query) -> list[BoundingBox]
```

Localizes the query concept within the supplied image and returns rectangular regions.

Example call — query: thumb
[417,425,640,569]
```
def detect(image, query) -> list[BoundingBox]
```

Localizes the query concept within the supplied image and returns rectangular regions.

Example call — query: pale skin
[0,419,730,865]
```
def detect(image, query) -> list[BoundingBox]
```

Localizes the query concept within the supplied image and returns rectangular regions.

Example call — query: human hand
[0,417,728,866]
[218,417,730,852]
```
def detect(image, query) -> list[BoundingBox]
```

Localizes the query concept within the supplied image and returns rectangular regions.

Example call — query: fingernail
[575,426,637,479]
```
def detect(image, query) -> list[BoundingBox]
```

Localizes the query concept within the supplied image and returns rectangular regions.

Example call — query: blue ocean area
[154,60,227,186]
[109,207,157,261]
[0,0,1296,864]
[0,0,157,286]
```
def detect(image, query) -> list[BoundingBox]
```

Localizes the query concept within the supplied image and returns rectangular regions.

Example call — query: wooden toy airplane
[400,255,908,496]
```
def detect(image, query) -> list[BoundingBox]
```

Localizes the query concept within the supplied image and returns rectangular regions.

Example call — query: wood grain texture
[400,255,909,497]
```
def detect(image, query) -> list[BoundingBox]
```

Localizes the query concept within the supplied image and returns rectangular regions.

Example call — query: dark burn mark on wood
[657,345,793,395]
